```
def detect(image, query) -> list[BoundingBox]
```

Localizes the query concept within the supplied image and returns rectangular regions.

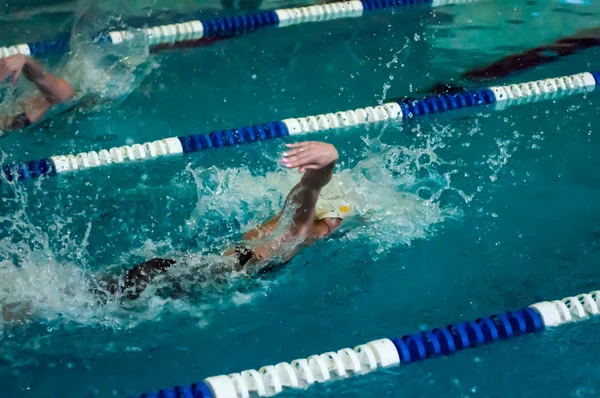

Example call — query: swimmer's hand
[0,55,73,105]
[0,54,28,86]
[282,141,339,173]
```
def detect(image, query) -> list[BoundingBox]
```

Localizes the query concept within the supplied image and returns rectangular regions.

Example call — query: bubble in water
[418,153,431,166]
[418,187,433,200]
[438,189,468,210]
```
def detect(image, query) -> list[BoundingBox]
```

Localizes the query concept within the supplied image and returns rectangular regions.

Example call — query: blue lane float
[129,289,599,398]
[0,0,480,59]
[0,70,596,183]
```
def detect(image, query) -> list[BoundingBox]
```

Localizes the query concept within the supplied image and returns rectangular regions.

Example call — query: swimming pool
[2,0,600,396]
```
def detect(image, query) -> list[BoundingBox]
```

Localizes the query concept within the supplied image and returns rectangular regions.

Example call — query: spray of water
[0,0,158,130]
[379,36,411,104]
[58,1,158,105]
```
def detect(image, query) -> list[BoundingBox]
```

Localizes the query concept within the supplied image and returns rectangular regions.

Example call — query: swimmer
[0,54,75,134]
[96,140,349,300]
[461,27,600,81]
[427,27,600,95]
[1,141,350,320]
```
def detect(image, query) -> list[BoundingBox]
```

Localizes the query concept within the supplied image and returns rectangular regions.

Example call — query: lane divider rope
[1,71,597,184]
[129,289,600,397]
[0,0,482,58]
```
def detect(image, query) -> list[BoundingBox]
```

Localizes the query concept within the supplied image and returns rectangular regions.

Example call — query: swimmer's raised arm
[225,141,338,267]
[281,141,338,233]
[0,54,75,104]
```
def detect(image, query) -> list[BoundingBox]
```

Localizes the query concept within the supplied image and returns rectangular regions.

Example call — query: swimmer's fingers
[282,147,307,157]
[283,152,320,169]
[0,64,20,85]
[283,142,312,156]
[282,151,311,165]
[283,141,337,170]
[283,158,309,169]
[288,159,320,171]
[282,142,316,167]
[11,69,21,86]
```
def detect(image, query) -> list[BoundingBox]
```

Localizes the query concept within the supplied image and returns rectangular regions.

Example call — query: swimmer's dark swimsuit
[234,245,256,268]
[122,258,176,298]
[94,247,256,301]
[10,113,31,130]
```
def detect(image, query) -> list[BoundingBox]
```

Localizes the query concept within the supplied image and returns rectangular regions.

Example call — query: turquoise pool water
[2,0,600,397]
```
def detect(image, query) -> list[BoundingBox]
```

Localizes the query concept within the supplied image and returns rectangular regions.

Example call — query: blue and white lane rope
[130,289,600,398]
[1,71,597,183]
[0,0,480,59]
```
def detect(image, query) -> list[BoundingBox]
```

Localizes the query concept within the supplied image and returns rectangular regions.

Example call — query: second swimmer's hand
[282,141,338,172]
[0,54,28,86]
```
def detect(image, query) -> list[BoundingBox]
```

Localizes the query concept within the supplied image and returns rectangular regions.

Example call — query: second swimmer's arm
[0,55,75,128]
[20,56,75,104]
[0,54,74,104]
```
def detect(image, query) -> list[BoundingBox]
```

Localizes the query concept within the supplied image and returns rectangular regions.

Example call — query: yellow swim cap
[316,198,351,220]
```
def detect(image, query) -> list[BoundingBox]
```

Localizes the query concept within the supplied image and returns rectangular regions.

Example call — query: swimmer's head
[316,197,351,220]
